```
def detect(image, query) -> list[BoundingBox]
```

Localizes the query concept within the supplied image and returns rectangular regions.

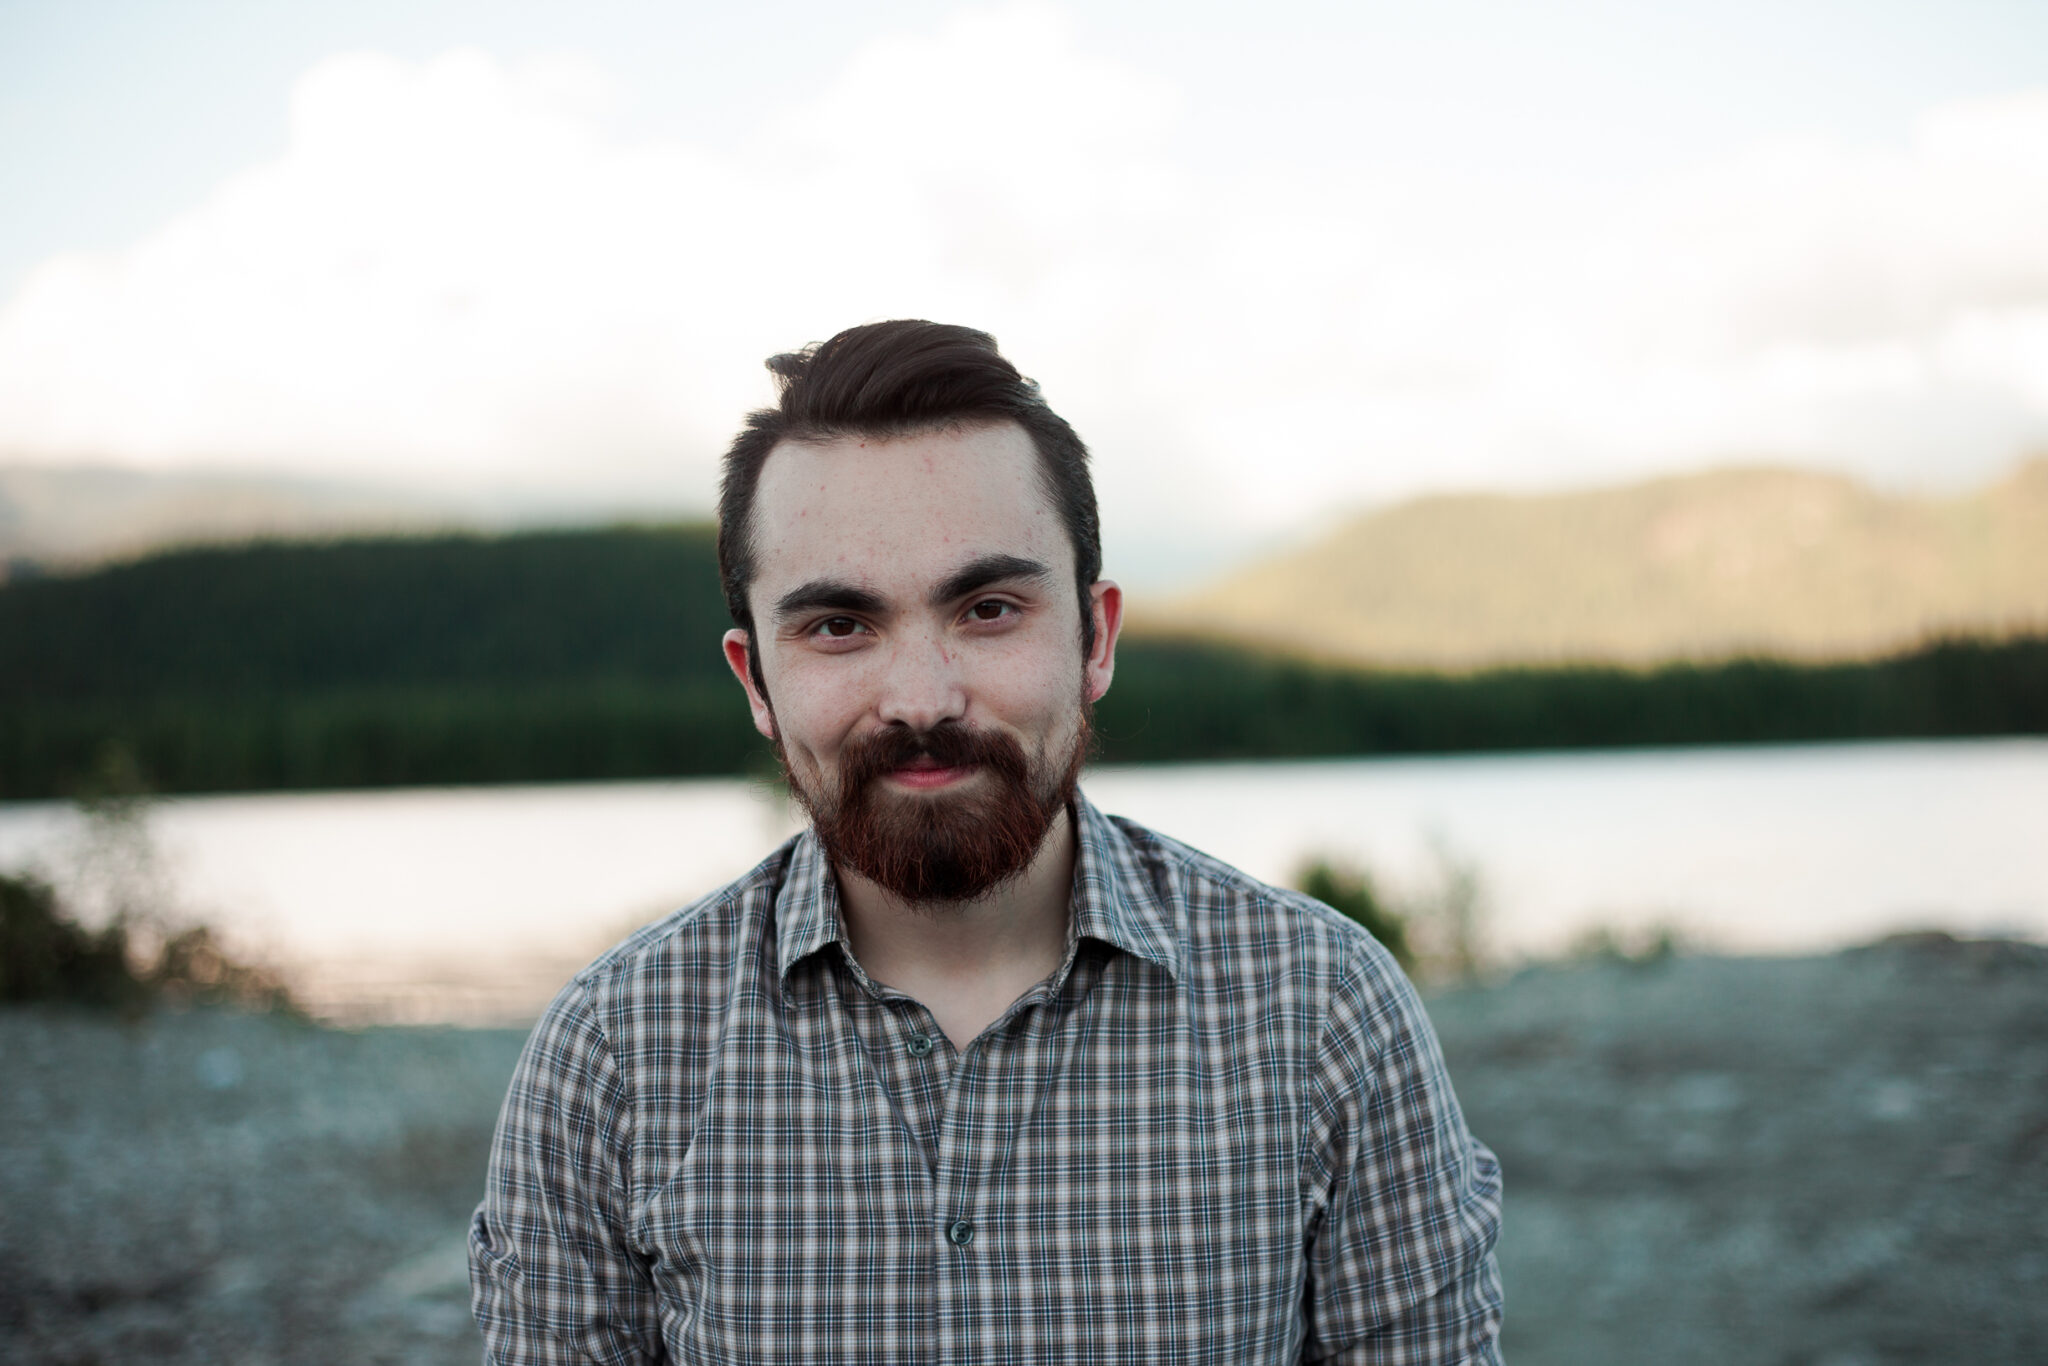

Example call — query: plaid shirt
[471,792,1503,1363]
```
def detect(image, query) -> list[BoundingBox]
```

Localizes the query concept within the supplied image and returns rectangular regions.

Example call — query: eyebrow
[771,580,889,626]
[769,554,1054,629]
[928,553,1054,607]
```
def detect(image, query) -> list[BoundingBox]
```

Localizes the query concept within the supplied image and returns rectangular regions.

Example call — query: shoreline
[4,935,2044,1364]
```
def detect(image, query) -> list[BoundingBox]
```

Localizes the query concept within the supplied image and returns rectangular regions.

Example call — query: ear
[723,629,777,740]
[1083,580,1123,703]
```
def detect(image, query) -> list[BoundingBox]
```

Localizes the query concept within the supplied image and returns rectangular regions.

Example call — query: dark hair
[717,320,1103,679]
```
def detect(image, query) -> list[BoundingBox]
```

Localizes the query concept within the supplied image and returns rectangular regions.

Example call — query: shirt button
[947,1218,975,1247]
[906,1032,934,1057]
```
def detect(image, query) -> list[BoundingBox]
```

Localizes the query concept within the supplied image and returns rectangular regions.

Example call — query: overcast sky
[4,0,2047,585]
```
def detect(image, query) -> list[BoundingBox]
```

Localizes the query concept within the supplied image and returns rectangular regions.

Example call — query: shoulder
[1095,807,1413,1045]
[533,836,799,1056]
[501,837,803,1170]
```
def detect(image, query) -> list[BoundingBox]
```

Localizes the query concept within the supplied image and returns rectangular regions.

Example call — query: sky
[4,0,2048,586]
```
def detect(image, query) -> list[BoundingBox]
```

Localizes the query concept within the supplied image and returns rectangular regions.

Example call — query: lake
[3,738,2043,1024]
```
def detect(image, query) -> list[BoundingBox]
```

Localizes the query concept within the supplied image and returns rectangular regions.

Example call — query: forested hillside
[3,527,2044,798]
[1,527,760,795]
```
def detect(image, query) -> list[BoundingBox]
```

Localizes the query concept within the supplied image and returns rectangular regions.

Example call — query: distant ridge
[0,465,463,574]
[1139,461,2048,669]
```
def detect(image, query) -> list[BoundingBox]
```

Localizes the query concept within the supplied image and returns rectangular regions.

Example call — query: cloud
[2,5,2046,553]
[0,46,716,481]
[0,9,1179,498]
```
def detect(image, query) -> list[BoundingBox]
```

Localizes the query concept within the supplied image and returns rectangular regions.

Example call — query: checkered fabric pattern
[471,792,1503,1363]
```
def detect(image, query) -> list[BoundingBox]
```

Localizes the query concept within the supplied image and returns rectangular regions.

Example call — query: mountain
[0,465,469,576]
[1137,461,2048,669]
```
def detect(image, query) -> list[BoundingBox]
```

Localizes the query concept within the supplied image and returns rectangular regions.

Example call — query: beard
[779,706,1091,907]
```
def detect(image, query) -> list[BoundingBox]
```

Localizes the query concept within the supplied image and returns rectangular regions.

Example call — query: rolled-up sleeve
[1300,941,1505,1364]
[470,977,659,1365]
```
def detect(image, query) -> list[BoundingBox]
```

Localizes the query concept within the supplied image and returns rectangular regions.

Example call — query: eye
[967,599,1017,624]
[810,615,869,639]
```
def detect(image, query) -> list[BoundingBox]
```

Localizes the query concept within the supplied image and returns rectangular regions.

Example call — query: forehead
[748,421,1070,597]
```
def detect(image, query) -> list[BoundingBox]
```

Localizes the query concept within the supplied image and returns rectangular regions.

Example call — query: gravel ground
[3,933,2044,1364]
[0,1011,526,1366]
[1440,933,2048,1365]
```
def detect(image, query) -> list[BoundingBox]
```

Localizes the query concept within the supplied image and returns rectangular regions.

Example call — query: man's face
[722,420,1121,903]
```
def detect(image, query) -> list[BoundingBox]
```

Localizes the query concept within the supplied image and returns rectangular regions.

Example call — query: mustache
[835,721,1030,796]
[780,706,1095,905]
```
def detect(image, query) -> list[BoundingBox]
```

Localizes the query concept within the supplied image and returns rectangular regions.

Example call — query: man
[470,321,1504,1362]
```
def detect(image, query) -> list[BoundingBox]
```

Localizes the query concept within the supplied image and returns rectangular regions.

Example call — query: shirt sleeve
[470,976,663,1365]
[1299,938,1505,1364]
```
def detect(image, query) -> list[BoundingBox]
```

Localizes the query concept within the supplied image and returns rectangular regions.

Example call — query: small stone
[197,1047,245,1092]
[1867,1078,1919,1120]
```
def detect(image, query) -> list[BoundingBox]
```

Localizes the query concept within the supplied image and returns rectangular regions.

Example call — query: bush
[1296,859,1415,972]
[0,872,303,1015]
[0,873,147,1009]
[149,923,300,1014]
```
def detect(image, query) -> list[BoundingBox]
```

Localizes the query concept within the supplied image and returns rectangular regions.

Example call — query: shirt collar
[773,787,1183,984]
[772,827,846,980]
[1067,789,1183,981]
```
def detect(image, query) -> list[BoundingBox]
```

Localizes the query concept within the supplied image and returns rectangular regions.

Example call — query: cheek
[971,650,1085,729]
[766,664,873,755]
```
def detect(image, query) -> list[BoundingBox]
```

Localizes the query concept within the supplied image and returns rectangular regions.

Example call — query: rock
[4,938,2046,1364]
[1426,941,2048,1365]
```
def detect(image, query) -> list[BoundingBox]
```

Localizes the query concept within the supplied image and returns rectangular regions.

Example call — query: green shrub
[0,873,146,1009]
[1296,859,1414,971]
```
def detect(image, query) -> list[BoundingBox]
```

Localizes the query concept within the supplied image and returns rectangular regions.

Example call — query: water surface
[4,739,2041,1022]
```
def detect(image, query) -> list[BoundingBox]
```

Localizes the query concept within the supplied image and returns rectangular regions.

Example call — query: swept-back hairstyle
[717,320,1103,672]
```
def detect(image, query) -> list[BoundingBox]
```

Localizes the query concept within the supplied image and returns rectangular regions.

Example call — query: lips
[832,720,1013,801]
[888,757,976,789]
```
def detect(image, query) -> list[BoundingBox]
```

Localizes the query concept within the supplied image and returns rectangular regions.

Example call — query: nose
[874,627,967,732]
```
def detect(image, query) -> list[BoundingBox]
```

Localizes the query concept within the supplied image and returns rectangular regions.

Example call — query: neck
[833,805,1076,1047]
